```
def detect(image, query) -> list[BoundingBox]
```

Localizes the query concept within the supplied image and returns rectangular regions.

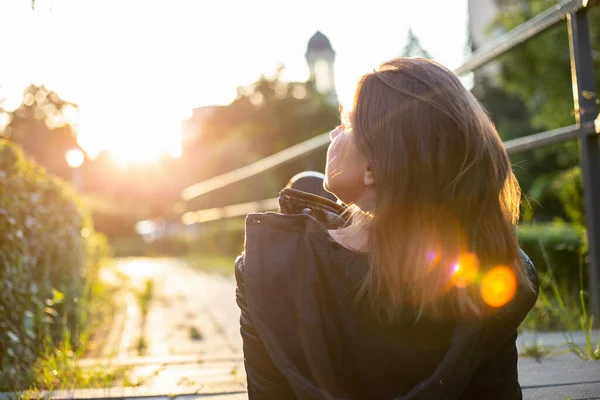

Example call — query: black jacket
[236,189,539,400]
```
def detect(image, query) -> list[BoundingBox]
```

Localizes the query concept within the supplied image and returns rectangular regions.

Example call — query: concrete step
[0,382,247,400]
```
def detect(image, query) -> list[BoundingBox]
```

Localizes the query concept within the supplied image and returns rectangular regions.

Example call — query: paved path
[519,354,600,399]
[88,257,245,394]
[518,329,600,399]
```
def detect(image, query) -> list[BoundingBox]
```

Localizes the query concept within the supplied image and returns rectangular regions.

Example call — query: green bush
[0,139,108,390]
[554,166,585,227]
[518,222,586,292]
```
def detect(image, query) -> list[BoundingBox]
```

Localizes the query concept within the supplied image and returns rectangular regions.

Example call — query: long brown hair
[345,58,533,321]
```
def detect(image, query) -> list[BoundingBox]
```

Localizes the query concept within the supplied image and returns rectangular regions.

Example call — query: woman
[235,58,539,400]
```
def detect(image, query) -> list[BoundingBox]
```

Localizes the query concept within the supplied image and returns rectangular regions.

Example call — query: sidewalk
[518,329,600,399]
[519,354,600,399]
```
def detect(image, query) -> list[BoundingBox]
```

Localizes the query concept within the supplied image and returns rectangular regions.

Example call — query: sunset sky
[0,0,469,163]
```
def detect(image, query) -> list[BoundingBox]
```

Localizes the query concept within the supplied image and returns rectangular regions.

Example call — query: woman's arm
[235,254,297,399]
[459,251,539,400]
[458,331,522,400]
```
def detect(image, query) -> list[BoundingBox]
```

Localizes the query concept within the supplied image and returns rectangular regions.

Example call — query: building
[468,0,512,88]
[305,31,337,102]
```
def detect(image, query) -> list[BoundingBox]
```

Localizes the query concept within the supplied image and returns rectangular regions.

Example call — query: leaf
[45,307,58,317]
[7,331,20,343]
[52,288,64,304]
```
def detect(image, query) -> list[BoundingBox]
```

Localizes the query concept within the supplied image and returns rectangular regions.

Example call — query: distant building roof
[306,31,335,56]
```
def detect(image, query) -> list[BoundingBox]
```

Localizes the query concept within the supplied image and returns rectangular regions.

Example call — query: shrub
[0,139,108,390]
[517,222,586,292]
[554,166,585,227]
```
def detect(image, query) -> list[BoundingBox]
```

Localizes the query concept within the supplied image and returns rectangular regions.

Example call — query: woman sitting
[235,57,539,400]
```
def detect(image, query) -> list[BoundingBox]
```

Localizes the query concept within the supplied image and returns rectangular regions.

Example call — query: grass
[519,327,553,361]
[82,267,122,358]
[519,244,599,360]
[184,254,237,276]
[133,278,154,357]
[18,262,138,395]
[24,332,133,393]
[565,261,600,360]
[135,278,155,321]
[135,336,148,356]
[189,326,204,341]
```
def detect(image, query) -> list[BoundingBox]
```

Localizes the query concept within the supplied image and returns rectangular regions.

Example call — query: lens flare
[481,266,518,307]
[428,251,441,265]
[451,252,479,288]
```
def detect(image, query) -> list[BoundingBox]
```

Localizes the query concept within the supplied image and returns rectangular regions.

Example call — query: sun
[75,111,182,165]
[108,140,180,166]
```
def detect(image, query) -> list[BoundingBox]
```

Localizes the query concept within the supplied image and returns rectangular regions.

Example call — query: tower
[305,31,336,99]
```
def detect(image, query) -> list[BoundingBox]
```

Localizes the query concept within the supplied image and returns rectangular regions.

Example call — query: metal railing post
[568,7,600,324]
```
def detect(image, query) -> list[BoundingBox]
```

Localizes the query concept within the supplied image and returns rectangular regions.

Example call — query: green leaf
[52,288,64,304]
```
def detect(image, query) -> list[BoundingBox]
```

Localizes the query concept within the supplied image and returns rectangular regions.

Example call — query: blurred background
[1,0,598,393]
[0,0,473,258]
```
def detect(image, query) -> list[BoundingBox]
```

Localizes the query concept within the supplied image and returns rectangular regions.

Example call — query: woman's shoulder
[238,191,364,292]
[241,188,351,271]
[242,209,352,268]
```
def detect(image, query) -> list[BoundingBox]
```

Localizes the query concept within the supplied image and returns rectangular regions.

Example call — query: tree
[483,0,600,223]
[492,0,595,130]
[402,29,433,59]
[0,85,80,181]
[181,68,339,210]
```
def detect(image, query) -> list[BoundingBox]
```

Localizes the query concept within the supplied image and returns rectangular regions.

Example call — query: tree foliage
[402,29,433,59]
[181,68,339,210]
[486,0,600,224]
[0,140,107,390]
[0,84,79,181]
[493,0,596,130]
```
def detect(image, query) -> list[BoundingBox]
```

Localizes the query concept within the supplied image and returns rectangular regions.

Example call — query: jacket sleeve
[458,331,522,400]
[459,251,539,400]
[235,254,297,400]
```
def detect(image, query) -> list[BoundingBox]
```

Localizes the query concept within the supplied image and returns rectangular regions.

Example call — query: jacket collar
[278,188,348,229]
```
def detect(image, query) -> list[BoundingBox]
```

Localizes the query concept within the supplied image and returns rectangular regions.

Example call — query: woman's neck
[328,222,370,253]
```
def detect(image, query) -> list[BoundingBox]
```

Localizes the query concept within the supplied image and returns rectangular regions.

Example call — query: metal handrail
[504,121,597,154]
[455,0,587,76]
[182,197,279,225]
[181,133,331,202]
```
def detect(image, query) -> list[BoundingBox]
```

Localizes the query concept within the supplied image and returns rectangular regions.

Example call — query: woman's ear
[363,165,375,187]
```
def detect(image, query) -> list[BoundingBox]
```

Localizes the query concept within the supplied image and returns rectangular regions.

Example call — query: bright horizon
[0,0,470,164]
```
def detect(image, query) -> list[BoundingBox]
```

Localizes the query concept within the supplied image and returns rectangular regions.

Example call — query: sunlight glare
[75,106,183,165]
[480,266,517,308]
[65,149,84,168]
[451,252,479,288]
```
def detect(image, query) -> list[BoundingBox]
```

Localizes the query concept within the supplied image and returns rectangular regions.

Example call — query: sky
[0,0,470,162]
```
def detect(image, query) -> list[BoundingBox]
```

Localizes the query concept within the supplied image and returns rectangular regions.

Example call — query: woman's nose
[330,127,341,141]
